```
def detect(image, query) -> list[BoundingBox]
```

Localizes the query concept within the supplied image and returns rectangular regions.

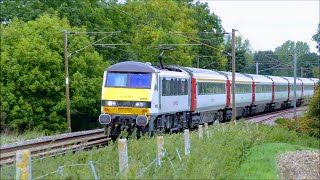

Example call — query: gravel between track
[277,150,320,180]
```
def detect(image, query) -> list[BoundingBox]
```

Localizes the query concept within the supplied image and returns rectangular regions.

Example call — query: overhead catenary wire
[68,32,120,57]
[68,31,121,34]
[237,30,292,68]
[258,62,293,73]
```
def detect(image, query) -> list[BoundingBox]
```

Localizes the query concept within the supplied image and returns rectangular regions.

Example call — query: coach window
[256,85,261,93]
[305,85,312,90]
[214,83,225,94]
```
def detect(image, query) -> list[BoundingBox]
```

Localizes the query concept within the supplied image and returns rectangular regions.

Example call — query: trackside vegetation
[0,130,47,145]
[1,121,319,179]
[276,85,320,138]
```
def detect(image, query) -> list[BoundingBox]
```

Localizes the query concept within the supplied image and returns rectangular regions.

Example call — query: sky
[202,0,319,53]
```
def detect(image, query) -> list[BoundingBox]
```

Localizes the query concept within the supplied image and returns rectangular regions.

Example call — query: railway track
[0,129,109,166]
[246,107,306,125]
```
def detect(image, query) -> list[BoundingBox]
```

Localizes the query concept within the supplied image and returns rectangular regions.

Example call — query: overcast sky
[202,0,319,53]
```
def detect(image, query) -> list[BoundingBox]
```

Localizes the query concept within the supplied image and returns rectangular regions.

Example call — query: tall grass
[1,120,319,179]
[0,130,47,145]
[233,143,316,179]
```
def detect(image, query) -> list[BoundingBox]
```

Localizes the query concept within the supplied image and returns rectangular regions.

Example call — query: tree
[224,35,253,73]
[1,0,125,65]
[1,14,108,133]
[121,0,197,66]
[312,23,320,53]
[298,53,319,78]
[274,40,311,76]
[252,51,278,75]
[188,1,226,70]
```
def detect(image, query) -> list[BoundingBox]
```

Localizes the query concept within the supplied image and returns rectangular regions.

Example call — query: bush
[275,85,320,138]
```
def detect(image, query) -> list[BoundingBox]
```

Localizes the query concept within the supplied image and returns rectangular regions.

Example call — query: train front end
[99,61,159,136]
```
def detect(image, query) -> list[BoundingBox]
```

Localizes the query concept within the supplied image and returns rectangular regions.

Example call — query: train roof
[222,71,252,83]
[106,61,160,73]
[159,69,190,78]
[264,75,288,84]
[309,78,319,83]
[299,77,315,85]
[183,67,227,80]
[245,74,273,83]
[284,77,302,85]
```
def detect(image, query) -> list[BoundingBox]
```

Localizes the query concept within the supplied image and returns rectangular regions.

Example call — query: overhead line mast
[62,30,121,132]
[231,29,236,124]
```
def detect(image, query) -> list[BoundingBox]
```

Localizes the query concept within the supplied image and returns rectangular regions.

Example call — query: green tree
[1,0,125,65]
[252,51,279,75]
[1,14,108,133]
[224,35,253,73]
[189,1,226,70]
[298,53,319,78]
[121,0,197,66]
[274,40,311,76]
[1,0,46,23]
[312,23,320,53]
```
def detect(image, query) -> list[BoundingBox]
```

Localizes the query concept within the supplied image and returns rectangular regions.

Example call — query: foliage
[273,40,314,77]
[0,130,48,145]
[188,1,226,70]
[275,85,320,138]
[1,121,318,179]
[252,51,278,75]
[251,40,319,77]
[298,53,319,78]
[122,0,197,66]
[304,85,320,137]
[1,14,108,133]
[312,23,320,53]
[224,35,253,73]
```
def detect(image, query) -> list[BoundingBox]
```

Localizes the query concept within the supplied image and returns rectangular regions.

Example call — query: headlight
[134,102,147,107]
[103,100,117,107]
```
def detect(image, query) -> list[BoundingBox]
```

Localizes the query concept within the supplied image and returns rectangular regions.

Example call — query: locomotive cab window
[106,72,151,88]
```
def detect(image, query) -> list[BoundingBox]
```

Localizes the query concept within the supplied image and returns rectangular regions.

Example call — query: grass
[0,120,319,179]
[0,130,47,145]
[233,143,317,179]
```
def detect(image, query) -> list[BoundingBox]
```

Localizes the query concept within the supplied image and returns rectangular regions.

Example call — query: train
[99,61,319,137]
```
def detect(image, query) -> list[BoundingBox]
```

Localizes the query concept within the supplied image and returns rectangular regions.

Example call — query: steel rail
[0,129,109,166]
[246,107,306,124]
